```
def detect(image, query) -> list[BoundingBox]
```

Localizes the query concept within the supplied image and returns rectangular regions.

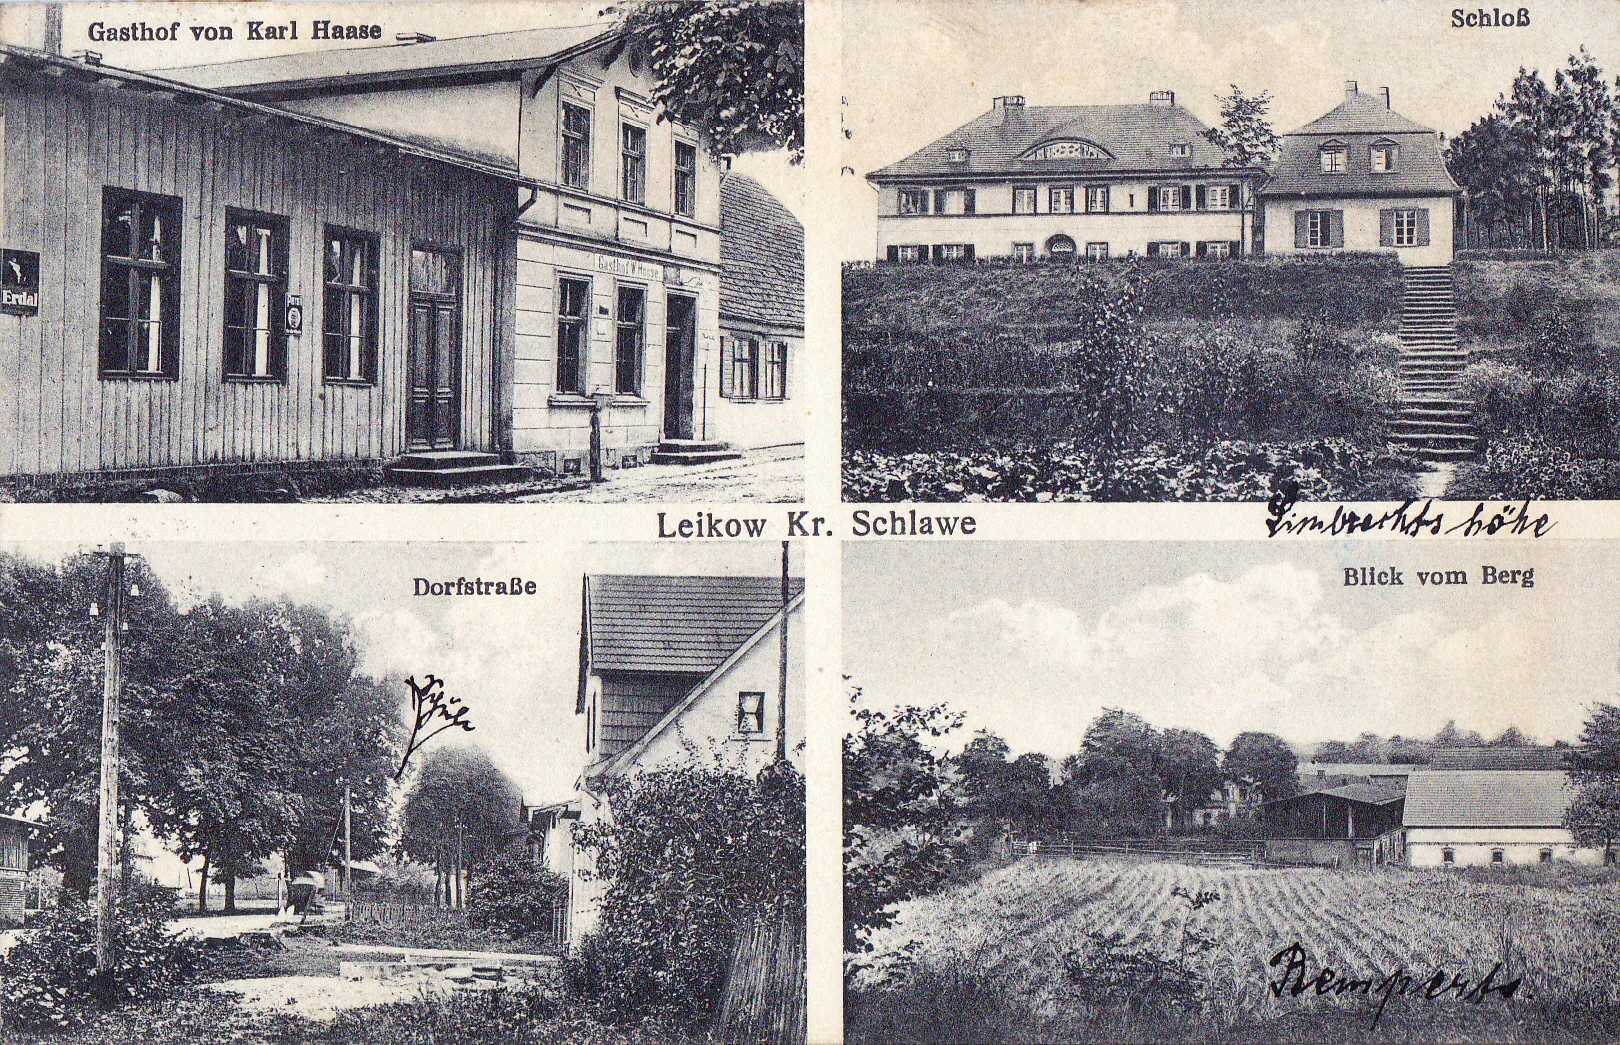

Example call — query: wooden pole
[776,541,790,763]
[94,545,125,999]
[343,783,352,897]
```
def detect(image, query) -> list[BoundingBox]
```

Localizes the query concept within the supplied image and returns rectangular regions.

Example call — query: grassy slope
[1456,249,1620,353]
[848,857,1620,1044]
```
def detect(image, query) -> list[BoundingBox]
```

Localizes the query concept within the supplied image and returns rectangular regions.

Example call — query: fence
[347,900,467,928]
[1013,835,1267,866]
[714,911,806,1045]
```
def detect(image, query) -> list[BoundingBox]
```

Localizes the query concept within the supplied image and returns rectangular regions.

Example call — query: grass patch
[312,916,563,956]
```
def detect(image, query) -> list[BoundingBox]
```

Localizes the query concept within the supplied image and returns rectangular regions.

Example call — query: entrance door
[406,248,461,451]
[663,294,697,440]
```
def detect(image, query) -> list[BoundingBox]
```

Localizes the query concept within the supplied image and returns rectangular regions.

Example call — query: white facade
[1263,196,1454,266]
[1407,826,1608,868]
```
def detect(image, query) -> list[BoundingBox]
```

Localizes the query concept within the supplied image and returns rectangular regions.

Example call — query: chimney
[1148,90,1176,107]
[1344,80,1359,98]
[992,95,1026,113]
[1381,86,1391,110]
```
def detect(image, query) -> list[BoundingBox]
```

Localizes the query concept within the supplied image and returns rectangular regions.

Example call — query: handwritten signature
[1268,942,1521,1030]
[1266,490,1554,538]
[394,674,475,780]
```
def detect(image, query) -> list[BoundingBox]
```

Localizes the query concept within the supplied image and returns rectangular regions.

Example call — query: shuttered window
[898,189,929,215]
[223,209,289,381]
[1381,208,1429,247]
[99,188,181,379]
[322,228,378,383]
[1296,210,1344,249]
[762,340,788,400]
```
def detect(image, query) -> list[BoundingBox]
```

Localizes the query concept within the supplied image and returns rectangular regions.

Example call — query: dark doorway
[406,248,461,451]
[663,293,697,440]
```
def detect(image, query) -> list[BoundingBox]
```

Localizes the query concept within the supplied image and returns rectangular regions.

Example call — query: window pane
[104,201,137,260]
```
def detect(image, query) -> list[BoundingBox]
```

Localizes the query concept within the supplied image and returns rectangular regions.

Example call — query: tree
[843,682,962,955]
[1488,725,1534,747]
[1158,729,1223,833]
[399,745,521,908]
[467,843,568,939]
[1446,113,1535,248]
[1555,48,1615,248]
[1200,85,1280,168]
[1434,719,1486,748]
[615,0,804,162]
[1311,740,1352,763]
[1565,703,1620,852]
[1061,710,1165,838]
[1224,732,1298,803]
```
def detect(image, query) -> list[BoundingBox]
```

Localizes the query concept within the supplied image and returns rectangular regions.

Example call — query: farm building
[527,573,805,947]
[0,814,30,924]
[1403,770,1609,867]
[867,92,1267,262]
[0,42,523,487]
[1428,746,1568,771]
[1296,762,1421,791]
[1260,783,1406,866]
[1258,81,1460,266]
[166,26,767,470]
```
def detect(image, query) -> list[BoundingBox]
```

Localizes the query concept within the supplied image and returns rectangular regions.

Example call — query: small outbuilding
[1261,783,1405,866]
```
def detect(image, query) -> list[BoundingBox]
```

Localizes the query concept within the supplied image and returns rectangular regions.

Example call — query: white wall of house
[712,322,805,449]
[280,80,522,169]
[1263,196,1454,265]
[1407,826,1607,867]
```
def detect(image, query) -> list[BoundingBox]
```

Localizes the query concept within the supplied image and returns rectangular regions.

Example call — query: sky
[844,541,1620,759]
[0,540,804,807]
[840,0,1620,258]
[0,0,804,217]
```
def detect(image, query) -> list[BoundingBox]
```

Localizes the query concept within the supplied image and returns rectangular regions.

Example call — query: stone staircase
[384,450,531,487]
[1389,264,1478,460]
[648,439,742,466]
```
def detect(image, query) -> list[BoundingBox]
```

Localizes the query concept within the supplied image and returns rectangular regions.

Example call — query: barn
[1404,770,1609,867]
[1260,783,1406,866]
[0,43,523,489]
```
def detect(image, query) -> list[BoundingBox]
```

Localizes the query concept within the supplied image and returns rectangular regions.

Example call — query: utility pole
[776,541,790,763]
[343,782,352,897]
[92,544,130,1002]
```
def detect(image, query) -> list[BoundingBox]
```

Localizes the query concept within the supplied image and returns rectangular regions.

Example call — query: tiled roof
[1298,762,1422,778]
[1404,770,1575,828]
[1280,782,1404,806]
[162,25,615,93]
[720,173,805,331]
[1262,92,1459,198]
[868,101,1243,181]
[1429,746,1569,771]
[581,574,805,681]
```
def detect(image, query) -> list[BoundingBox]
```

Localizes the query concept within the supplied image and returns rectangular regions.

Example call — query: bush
[467,844,568,940]
[565,761,805,1026]
[0,882,198,1029]
[1450,436,1620,500]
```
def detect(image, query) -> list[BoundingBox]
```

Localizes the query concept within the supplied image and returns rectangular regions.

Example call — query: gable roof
[585,591,804,781]
[1429,746,1569,771]
[1262,90,1459,199]
[720,173,804,331]
[869,101,1255,181]
[1271,782,1404,807]
[1404,770,1574,828]
[578,574,806,711]
[161,25,617,96]
[0,43,535,187]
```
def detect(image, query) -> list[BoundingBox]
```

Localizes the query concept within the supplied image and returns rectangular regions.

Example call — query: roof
[1429,747,1569,771]
[1298,762,1421,778]
[1404,770,1574,828]
[0,44,535,187]
[869,100,1258,181]
[586,590,804,781]
[1261,90,1459,199]
[578,574,806,711]
[1271,782,1404,807]
[161,25,617,95]
[720,173,804,331]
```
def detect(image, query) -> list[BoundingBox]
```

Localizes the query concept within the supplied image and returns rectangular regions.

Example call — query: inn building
[867,91,1268,262]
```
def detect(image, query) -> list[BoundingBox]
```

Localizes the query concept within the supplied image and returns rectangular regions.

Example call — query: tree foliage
[616,0,804,162]
[1566,703,1620,850]
[398,744,523,897]
[466,843,568,940]
[1223,732,1298,803]
[1200,85,1280,168]
[1159,729,1223,831]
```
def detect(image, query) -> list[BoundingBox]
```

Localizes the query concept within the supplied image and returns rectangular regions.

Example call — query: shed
[1261,783,1405,866]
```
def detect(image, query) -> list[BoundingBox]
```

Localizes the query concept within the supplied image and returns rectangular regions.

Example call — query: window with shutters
[1371,142,1398,172]
[933,189,973,215]
[323,228,378,384]
[1012,187,1037,214]
[1085,242,1109,261]
[894,244,926,263]
[1306,210,1330,248]
[99,188,181,379]
[621,123,646,203]
[1392,209,1418,247]
[937,243,968,261]
[1156,186,1184,211]
[898,189,928,215]
[1319,143,1346,173]
[1200,240,1232,258]
[615,284,645,394]
[1205,185,1233,210]
[674,140,697,216]
[1049,186,1075,214]
[736,691,766,734]
[729,336,760,398]
[561,102,592,189]
[1085,185,1110,213]
[1151,241,1186,257]
[556,277,590,394]
[762,340,787,399]
[1012,242,1034,262]
[223,209,289,381]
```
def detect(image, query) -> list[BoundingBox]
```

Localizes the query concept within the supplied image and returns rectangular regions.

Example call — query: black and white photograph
[845,541,1620,1042]
[0,540,806,1043]
[0,0,804,502]
[841,0,1620,503]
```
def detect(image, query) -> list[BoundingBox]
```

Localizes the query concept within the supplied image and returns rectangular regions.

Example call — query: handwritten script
[1266,491,1554,539]
[1268,942,1520,1030]
[394,674,475,780]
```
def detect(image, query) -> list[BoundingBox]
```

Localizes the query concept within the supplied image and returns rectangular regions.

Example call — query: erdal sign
[0,250,39,315]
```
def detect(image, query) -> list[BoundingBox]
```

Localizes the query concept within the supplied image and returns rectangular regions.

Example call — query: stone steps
[384,450,532,487]
[1392,263,1478,461]
[648,439,743,466]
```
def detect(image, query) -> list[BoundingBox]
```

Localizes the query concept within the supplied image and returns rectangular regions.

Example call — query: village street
[513,445,805,503]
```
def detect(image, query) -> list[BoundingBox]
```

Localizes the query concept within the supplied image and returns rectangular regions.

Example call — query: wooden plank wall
[714,911,807,1045]
[0,75,515,477]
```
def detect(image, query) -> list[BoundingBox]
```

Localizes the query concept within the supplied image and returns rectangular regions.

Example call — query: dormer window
[1320,142,1347,174]
[1024,139,1111,161]
[1371,141,1398,173]
[1168,142,1191,158]
[946,147,970,162]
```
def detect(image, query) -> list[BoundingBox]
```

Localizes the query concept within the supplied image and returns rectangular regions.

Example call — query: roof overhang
[1259,188,1462,199]
[867,165,1270,186]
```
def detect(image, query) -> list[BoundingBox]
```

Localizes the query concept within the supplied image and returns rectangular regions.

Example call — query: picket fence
[714,912,807,1045]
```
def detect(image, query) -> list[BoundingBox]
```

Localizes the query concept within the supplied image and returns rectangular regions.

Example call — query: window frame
[1371,142,1398,173]
[556,275,592,395]
[1206,185,1233,211]
[614,282,646,396]
[761,340,788,400]
[729,336,760,399]
[1012,242,1035,263]
[1392,208,1419,247]
[898,188,929,215]
[736,691,766,735]
[894,244,926,263]
[1490,848,1505,864]
[1085,185,1110,214]
[1045,234,1076,258]
[673,139,698,217]
[1307,210,1330,249]
[98,187,182,381]
[561,100,593,191]
[1442,847,1456,864]
[1168,142,1190,158]
[937,243,968,261]
[322,226,380,385]
[620,121,647,204]
[1156,185,1184,211]
[222,207,290,383]
[1012,186,1037,214]
[1085,242,1109,262]
[1049,185,1075,214]
[1319,143,1347,174]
